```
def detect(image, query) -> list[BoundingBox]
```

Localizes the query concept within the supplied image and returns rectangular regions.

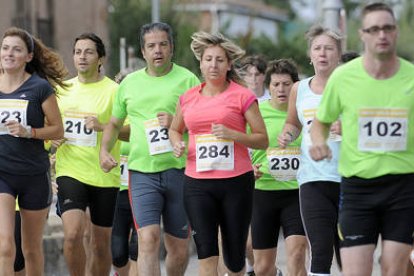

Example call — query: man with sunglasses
[309,2,414,275]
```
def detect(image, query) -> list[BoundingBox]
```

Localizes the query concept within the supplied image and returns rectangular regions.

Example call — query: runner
[278,25,342,275]
[54,33,121,275]
[100,22,199,276]
[111,140,138,276]
[169,31,268,276]
[238,55,270,102]
[0,27,66,275]
[310,3,414,275]
[251,59,307,276]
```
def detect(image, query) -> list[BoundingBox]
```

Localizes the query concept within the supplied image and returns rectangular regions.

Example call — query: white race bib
[267,147,300,181]
[144,118,172,155]
[358,108,408,151]
[0,99,28,135]
[303,108,341,144]
[195,134,234,172]
[120,155,129,187]
[64,111,97,147]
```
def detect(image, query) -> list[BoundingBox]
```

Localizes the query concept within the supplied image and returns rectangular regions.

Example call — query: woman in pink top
[169,32,268,276]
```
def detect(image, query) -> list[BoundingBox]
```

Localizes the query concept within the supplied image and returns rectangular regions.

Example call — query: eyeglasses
[362,24,396,35]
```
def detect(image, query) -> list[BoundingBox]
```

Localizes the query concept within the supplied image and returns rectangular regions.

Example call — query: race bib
[303,108,341,145]
[64,111,97,147]
[195,134,234,172]
[303,108,317,145]
[144,118,172,155]
[0,99,28,135]
[120,155,129,187]
[358,108,408,151]
[267,147,300,181]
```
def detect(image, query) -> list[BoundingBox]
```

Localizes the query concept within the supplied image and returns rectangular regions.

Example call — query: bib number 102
[362,121,402,137]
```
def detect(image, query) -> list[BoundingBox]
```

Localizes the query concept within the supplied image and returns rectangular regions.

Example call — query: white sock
[245,261,254,273]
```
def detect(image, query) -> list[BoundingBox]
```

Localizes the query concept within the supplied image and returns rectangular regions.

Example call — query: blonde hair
[190,32,245,84]
[305,25,342,54]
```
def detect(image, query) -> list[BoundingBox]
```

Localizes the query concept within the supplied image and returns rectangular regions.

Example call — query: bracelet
[25,126,32,139]
[31,128,36,139]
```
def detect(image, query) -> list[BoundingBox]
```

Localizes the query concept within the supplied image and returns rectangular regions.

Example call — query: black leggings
[14,211,25,272]
[300,181,341,274]
[184,172,254,273]
[111,190,138,268]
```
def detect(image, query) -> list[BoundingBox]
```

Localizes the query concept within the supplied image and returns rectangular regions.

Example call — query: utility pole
[152,0,160,23]
[322,0,343,32]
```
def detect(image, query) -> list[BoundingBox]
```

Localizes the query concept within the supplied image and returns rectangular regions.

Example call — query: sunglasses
[362,24,396,35]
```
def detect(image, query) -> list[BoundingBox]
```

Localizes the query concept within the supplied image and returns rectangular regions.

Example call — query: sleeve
[38,79,54,103]
[316,72,342,124]
[112,84,127,120]
[189,74,201,88]
[241,88,257,114]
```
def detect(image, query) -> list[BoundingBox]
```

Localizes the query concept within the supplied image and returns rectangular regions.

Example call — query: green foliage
[108,0,151,76]
[107,0,198,77]
[397,0,414,61]
[232,22,314,77]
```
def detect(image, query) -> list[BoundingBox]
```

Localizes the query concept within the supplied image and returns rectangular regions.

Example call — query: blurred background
[1,0,413,78]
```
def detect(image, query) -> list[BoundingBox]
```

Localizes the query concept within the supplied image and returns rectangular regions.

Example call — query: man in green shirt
[100,22,199,276]
[310,3,414,275]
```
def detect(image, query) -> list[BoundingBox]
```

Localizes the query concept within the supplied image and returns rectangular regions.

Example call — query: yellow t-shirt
[55,76,120,188]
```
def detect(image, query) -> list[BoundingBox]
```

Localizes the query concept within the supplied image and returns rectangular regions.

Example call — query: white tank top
[295,77,341,185]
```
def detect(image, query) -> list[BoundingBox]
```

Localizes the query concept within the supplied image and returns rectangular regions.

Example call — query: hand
[330,120,341,135]
[99,150,118,173]
[173,141,186,158]
[5,121,31,138]
[157,112,173,128]
[277,131,293,149]
[51,139,66,148]
[253,163,263,180]
[84,116,102,132]
[309,143,332,161]
[211,123,233,140]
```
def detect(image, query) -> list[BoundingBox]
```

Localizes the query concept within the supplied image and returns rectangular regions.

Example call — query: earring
[309,61,313,65]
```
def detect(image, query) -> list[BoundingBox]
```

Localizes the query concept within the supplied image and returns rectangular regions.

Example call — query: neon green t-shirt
[317,57,414,178]
[113,63,199,173]
[56,76,121,188]
[251,101,302,191]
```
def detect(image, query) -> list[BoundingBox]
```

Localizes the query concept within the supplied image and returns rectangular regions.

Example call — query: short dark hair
[341,51,360,63]
[73,33,106,58]
[139,22,173,50]
[265,59,299,88]
[238,55,267,75]
[361,2,395,21]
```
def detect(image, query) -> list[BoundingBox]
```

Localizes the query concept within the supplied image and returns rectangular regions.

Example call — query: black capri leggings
[111,190,138,268]
[184,171,254,273]
[300,181,341,274]
[14,211,25,272]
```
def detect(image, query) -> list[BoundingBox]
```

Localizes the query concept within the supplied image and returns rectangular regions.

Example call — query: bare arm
[278,82,302,148]
[169,103,186,157]
[99,116,125,172]
[212,102,268,150]
[309,118,332,161]
[118,124,130,142]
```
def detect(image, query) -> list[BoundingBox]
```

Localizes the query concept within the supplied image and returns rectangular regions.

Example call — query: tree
[107,0,198,77]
